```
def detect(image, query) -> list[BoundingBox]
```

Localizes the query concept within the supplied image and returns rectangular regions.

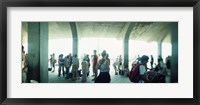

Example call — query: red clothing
[93,55,98,67]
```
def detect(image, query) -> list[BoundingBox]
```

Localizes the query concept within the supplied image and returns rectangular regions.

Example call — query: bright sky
[78,38,123,60]
[48,38,72,59]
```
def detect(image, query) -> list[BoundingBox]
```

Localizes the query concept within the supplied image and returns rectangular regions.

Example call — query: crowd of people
[130,55,171,83]
[22,44,172,83]
[49,49,172,83]
[49,50,111,83]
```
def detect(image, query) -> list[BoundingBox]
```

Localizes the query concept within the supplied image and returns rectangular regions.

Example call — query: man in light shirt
[72,54,79,80]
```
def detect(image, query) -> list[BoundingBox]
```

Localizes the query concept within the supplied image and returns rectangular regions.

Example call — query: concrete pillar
[123,39,129,68]
[27,22,48,83]
[70,22,78,56]
[40,23,49,83]
[123,23,135,68]
[170,22,178,83]
[157,41,162,57]
[157,33,168,58]
[73,38,78,56]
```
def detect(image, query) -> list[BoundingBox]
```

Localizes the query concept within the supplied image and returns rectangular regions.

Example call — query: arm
[96,60,100,70]
[96,59,103,70]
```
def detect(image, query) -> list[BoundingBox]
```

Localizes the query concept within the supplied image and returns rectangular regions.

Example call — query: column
[28,22,49,83]
[123,39,129,68]
[157,40,162,57]
[157,33,168,58]
[123,23,135,68]
[171,22,178,83]
[70,22,78,56]
[40,22,49,83]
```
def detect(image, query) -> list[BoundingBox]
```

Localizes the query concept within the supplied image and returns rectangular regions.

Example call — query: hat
[140,55,149,62]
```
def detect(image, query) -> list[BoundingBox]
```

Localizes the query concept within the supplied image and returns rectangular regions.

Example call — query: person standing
[50,53,56,72]
[64,55,71,79]
[68,53,73,71]
[113,56,119,75]
[150,55,154,70]
[92,50,98,81]
[118,55,122,71]
[22,46,28,83]
[72,54,79,80]
[86,54,90,76]
[81,56,89,82]
[95,50,111,83]
[58,54,65,77]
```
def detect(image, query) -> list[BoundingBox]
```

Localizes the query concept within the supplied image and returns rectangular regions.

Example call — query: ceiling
[22,22,172,44]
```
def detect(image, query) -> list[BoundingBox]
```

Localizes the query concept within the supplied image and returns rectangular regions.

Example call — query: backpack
[129,64,141,83]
